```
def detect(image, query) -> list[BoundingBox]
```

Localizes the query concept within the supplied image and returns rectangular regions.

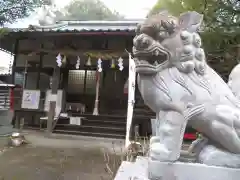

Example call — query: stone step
[58,117,126,126]
[55,124,126,136]
[53,129,125,139]
[55,115,134,139]
[81,119,126,128]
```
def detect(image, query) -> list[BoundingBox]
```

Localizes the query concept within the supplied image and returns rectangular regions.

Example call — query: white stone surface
[114,161,132,180]
[149,159,240,180]
[199,145,240,168]
[228,63,240,99]
[114,158,148,180]
[114,157,240,180]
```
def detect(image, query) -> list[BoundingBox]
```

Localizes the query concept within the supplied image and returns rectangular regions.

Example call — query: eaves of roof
[8,20,143,34]
[0,67,11,76]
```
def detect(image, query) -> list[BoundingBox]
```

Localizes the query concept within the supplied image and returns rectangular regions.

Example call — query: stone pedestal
[114,157,240,180]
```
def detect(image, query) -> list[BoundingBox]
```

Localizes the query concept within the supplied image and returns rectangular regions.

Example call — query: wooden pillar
[23,60,28,88]
[61,68,69,109]
[93,71,100,115]
[11,38,19,128]
[83,70,87,94]
[11,38,19,84]
[36,43,44,89]
[46,65,60,136]
[62,69,69,89]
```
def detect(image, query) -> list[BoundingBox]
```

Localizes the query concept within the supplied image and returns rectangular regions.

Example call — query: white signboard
[70,117,81,125]
[125,54,136,148]
[21,90,40,109]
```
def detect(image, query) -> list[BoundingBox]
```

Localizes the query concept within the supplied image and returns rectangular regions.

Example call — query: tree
[54,0,124,21]
[0,0,50,25]
[149,0,240,56]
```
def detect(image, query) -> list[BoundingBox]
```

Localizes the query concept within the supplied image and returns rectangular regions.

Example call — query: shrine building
[0,20,197,140]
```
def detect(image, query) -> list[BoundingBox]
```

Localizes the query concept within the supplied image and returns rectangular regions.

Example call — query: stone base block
[114,157,240,180]
[114,157,148,180]
[149,159,240,180]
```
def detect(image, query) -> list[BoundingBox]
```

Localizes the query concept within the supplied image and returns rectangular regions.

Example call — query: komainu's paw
[150,136,160,145]
[150,142,171,161]
[198,145,240,168]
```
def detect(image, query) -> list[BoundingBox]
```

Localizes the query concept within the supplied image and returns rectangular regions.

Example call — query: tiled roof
[2,20,143,53]
[10,20,143,33]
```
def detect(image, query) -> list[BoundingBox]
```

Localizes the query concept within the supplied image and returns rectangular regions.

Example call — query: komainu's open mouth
[132,34,169,74]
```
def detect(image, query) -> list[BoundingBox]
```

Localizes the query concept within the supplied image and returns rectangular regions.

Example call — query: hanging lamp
[86,56,92,66]
[76,56,80,69]
[111,59,116,69]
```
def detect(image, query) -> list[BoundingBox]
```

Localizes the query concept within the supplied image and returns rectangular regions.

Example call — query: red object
[184,133,196,140]
[123,79,129,94]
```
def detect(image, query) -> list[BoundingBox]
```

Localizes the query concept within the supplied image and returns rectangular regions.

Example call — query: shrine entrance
[0,21,155,139]
[55,52,130,116]
[66,70,98,114]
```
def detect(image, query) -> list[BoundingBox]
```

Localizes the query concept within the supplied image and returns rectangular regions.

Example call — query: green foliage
[149,0,240,55]
[54,0,124,21]
[0,0,50,25]
[0,27,10,37]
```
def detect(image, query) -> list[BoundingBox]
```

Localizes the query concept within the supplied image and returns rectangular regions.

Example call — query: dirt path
[0,146,118,180]
[0,131,123,180]
[0,131,191,180]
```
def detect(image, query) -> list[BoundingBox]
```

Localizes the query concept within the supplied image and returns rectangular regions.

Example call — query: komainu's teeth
[154,61,159,65]
[155,50,159,56]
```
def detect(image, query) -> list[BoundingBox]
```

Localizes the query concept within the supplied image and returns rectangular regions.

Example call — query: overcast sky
[64,0,157,18]
[9,0,158,28]
[0,0,158,68]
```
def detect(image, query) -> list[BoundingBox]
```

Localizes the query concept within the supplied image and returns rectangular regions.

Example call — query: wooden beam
[10,31,135,38]
[18,48,128,57]
[15,67,53,74]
